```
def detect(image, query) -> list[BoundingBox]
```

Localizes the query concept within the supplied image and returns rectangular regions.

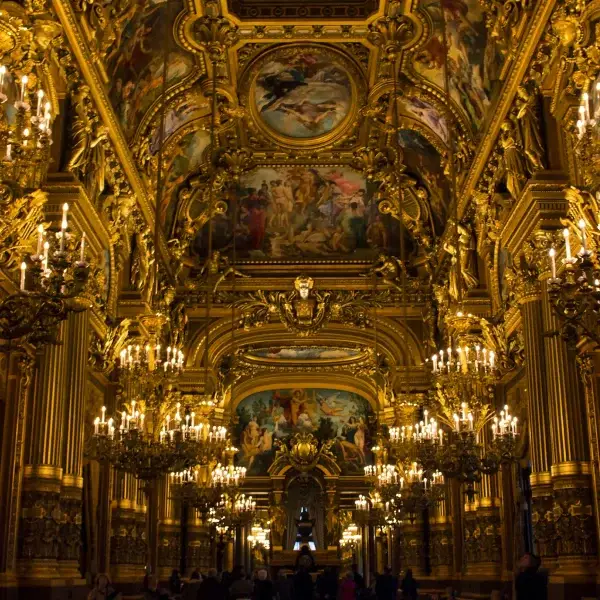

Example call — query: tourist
[253,569,274,600]
[292,567,314,600]
[88,574,121,600]
[339,572,356,600]
[182,570,202,600]
[316,567,337,600]
[198,568,226,600]
[144,576,169,600]
[169,570,182,595]
[515,553,547,600]
[351,565,364,592]
[274,571,293,600]
[375,567,396,600]
[399,569,418,600]
[229,567,254,599]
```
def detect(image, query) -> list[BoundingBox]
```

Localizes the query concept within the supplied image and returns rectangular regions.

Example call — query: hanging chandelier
[0,65,54,188]
[0,202,91,347]
[339,524,361,548]
[90,398,228,481]
[248,523,271,551]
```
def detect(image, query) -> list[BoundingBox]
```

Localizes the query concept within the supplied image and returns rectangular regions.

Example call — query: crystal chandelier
[339,524,361,548]
[0,66,54,188]
[90,399,227,481]
[0,202,90,347]
[120,343,185,379]
[247,524,271,551]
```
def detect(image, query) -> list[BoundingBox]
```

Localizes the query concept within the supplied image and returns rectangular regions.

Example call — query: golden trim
[23,465,63,481]
[551,461,592,477]
[61,475,84,489]
[529,471,552,487]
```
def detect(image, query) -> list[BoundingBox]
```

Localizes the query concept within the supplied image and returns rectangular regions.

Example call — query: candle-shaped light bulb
[549,247,556,278]
[564,228,572,260]
[101,405,106,424]
[36,224,44,256]
[20,75,28,103]
[36,89,44,117]
[584,91,590,121]
[20,261,26,290]
[80,232,85,262]
[0,65,5,90]
[579,219,588,252]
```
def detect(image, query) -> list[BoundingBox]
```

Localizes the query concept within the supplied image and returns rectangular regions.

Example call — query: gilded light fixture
[547,213,600,346]
[0,201,90,347]
[0,64,54,189]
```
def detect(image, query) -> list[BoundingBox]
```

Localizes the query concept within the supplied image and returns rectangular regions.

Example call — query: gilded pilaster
[58,303,91,579]
[158,475,179,579]
[109,471,146,582]
[399,519,425,576]
[17,324,68,580]
[515,269,555,563]
[429,498,452,579]
[0,354,33,580]
[540,281,597,584]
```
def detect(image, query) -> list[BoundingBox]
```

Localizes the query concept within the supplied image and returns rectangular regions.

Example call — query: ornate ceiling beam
[50,0,171,272]
[457,0,559,217]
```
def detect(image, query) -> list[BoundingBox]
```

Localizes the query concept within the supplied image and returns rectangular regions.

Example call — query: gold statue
[67,85,108,199]
[363,253,406,293]
[444,221,479,301]
[499,120,527,201]
[199,250,249,291]
[515,85,546,175]
[130,226,155,302]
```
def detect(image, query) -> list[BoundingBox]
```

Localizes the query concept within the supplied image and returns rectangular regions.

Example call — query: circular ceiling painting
[246,45,362,147]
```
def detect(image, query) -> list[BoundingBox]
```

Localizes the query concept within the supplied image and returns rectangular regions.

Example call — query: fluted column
[0,354,34,581]
[158,476,179,580]
[58,304,90,579]
[110,471,146,583]
[449,480,464,576]
[517,283,556,564]
[429,495,452,579]
[541,281,597,585]
[17,324,68,580]
[473,427,502,579]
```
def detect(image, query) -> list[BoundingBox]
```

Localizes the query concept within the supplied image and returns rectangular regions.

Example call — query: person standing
[351,564,364,593]
[292,567,314,600]
[375,567,396,600]
[515,553,547,600]
[198,568,225,600]
[253,569,274,600]
[399,569,418,600]
[230,567,254,600]
[274,571,293,600]
[339,572,356,600]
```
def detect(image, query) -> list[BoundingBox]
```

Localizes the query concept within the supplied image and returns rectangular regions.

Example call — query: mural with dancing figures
[235,388,375,475]
[413,0,505,130]
[246,346,362,360]
[191,166,402,260]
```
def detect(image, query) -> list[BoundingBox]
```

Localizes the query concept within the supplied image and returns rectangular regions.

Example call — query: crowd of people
[87,552,547,600]
[87,564,417,600]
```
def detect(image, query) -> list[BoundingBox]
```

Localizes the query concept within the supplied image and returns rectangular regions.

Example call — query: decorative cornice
[458,0,558,216]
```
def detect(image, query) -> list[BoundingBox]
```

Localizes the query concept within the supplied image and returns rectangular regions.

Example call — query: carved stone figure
[199,250,249,291]
[444,221,479,300]
[363,253,407,294]
[499,120,527,201]
[129,226,155,302]
[515,85,546,175]
[68,85,108,200]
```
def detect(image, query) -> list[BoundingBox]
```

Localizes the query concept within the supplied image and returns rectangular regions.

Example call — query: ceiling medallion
[241,43,365,149]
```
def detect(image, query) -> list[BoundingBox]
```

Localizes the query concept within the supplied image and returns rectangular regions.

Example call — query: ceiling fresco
[83,0,517,267]
[243,345,365,361]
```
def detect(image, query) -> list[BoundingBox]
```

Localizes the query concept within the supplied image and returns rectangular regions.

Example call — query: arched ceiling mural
[89,0,511,270]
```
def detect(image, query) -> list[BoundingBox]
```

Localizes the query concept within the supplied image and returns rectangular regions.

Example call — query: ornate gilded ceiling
[68,0,520,272]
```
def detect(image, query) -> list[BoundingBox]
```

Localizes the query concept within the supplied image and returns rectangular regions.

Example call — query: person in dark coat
[253,569,274,600]
[292,567,314,600]
[198,568,225,600]
[399,569,418,600]
[515,553,547,600]
[316,567,337,600]
[351,564,364,592]
[274,571,293,600]
[169,570,182,595]
[375,567,396,600]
